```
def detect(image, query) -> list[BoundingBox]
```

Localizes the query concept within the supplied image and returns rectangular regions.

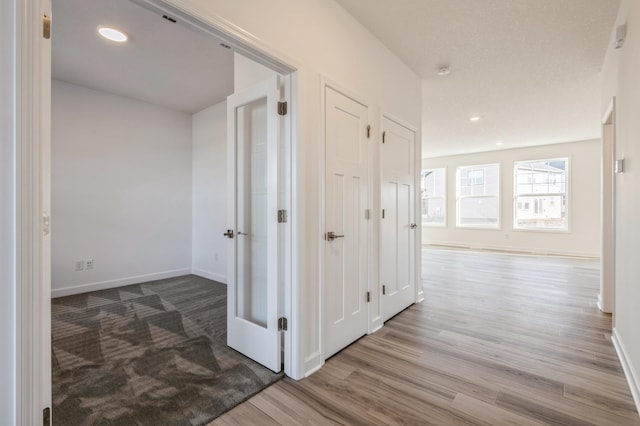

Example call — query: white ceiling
[52,0,234,113]
[334,0,621,157]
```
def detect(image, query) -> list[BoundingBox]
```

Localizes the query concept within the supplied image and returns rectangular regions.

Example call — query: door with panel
[324,86,370,358]
[381,116,416,322]
[226,75,282,372]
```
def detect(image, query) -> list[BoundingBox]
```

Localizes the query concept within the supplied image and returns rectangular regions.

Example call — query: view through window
[456,164,500,228]
[514,158,568,230]
[421,168,446,226]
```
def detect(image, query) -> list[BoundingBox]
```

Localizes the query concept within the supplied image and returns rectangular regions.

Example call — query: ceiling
[52,0,234,113]
[335,0,621,157]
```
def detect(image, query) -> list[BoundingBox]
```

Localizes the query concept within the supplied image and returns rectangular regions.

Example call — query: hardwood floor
[211,247,639,425]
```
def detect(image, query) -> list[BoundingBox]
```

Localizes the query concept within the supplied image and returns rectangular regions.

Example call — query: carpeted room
[50,0,282,423]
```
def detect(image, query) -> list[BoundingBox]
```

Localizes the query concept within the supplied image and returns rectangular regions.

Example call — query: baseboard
[191,268,227,285]
[424,241,599,259]
[51,268,192,298]
[612,328,640,415]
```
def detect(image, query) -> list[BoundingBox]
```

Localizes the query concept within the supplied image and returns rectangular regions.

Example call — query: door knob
[223,229,234,238]
[326,231,345,241]
[410,223,418,229]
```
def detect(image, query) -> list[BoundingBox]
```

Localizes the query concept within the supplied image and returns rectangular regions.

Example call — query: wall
[0,0,16,422]
[162,0,422,378]
[192,101,228,283]
[422,140,601,257]
[600,0,640,409]
[51,80,193,296]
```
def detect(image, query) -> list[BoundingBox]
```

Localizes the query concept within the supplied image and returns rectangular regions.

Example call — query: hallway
[213,247,639,425]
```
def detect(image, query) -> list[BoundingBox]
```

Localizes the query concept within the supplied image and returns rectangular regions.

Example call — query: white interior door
[381,116,416,322]
[324,86,370,358]
[226,76,281,372]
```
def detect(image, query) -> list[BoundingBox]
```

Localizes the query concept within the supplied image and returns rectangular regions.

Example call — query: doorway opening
[49,0,294,423]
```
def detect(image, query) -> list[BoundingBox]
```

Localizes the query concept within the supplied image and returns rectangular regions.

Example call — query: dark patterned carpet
[52,275,283,425]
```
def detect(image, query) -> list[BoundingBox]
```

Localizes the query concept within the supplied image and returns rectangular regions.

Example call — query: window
[514,158,568,231]
[421,168,446,226]
[456,164,500,228]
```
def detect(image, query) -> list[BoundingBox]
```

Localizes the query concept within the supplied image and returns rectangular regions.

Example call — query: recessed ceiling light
[496,141,504,146]
[469,116,481,122]
[97,26,128,43]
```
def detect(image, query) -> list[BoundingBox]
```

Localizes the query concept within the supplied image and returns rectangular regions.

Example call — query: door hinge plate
[366,291,371,303]
[365,209,370,220]
[382,285,386,295]
[43,407,51,426]
[382,131,386,144]
[382,209,385,219]
[278,210,288,223]
[367,125,371,139]
[278,317,288,331]
[278,101,288,116]
[43,14,51,40]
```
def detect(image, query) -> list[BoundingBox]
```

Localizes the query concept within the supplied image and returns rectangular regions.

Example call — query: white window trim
[513,158,570,232]
[456,164,501,230]
[422,167,447,228]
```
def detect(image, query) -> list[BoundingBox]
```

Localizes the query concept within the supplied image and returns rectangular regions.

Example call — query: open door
[226,76,282,372]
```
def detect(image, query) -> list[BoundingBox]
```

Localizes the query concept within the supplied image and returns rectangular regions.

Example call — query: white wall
[423,140,601,257]
[51,80,193,296]
[192,101,228,283]
[601,0,640,409]
[164,0,422,378]
[0,0,16,422]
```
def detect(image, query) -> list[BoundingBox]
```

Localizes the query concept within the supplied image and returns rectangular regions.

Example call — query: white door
[381,116,416,322]
[226,76,282,372]
[324,86,370,358]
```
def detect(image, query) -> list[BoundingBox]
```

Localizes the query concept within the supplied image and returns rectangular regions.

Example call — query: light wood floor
[211,247,639,425]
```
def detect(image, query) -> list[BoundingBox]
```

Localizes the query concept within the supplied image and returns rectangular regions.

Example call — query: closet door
[381,116,416,322]
[324,86,370,358]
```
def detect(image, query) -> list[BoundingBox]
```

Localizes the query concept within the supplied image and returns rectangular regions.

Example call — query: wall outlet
[86,259,94,269]
[74,260,84,271]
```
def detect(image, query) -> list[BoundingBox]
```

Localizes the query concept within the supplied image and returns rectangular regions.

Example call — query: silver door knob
[326,231,345,241]
[410,223,418,229]
[223,229,234,238]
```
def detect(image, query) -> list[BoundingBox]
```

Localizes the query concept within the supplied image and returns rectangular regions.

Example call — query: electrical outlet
[74,260,84,271]
[86,259,94,269]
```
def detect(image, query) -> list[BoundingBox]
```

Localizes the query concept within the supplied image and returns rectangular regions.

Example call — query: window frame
[512,157,570,233]
[421,167,447,228]
[455,163,501,230]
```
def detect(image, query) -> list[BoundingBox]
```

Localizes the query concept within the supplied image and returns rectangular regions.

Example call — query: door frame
[600,97,616,317]
[16,1,301,423]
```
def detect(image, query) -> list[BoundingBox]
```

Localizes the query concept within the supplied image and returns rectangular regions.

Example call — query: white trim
[422,241,599,259]
[612,328,640,415]
[304,357,324,378]
[191,269,227,284]
[51,268,192,298]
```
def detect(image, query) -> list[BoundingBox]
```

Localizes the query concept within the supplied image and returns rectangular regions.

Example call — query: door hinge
[367,125,371,139]
[366,291,371,303]
[43,14,51,40]
[42,213,50,236]
[382,209,385,219]
[278,317,288,331]
[365,209,370,220]
[278,209,288,223]
[382,131,386,144]
[382,285,386,295]
[43,407,51,426]
[278,101,288,116]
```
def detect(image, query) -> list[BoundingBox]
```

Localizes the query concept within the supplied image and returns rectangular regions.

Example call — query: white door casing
[226,75,282,372]
[381,115,416,322]
[323,86,370,359]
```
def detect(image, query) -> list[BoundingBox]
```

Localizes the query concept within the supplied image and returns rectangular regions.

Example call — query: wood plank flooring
[211,247,639,425]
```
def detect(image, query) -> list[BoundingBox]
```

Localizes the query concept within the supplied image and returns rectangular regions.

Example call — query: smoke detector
[437,66,451,76]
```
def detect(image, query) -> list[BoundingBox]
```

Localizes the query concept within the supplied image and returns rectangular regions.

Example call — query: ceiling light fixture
[437,66,451,76]
[469,116,481,122]
[496,141,504,146]
[97,26,128,43]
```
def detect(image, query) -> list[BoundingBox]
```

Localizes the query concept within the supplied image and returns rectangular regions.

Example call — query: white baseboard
[51,268,192,298]
[423,241,599,259]
[191,268,227,284]
[612,328,640,415]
